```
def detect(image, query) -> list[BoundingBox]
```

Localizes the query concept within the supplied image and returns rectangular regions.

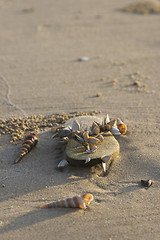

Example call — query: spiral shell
[117,118,127,135]
[14,132,39,164]
[40,193,93,209]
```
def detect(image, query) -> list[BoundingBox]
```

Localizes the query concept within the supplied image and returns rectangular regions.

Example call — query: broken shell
[40,193,93,209]
[117,118,127,135]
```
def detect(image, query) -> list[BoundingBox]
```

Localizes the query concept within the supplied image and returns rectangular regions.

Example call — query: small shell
[101,155,112,163]
[102,162,107,172]
[88,136,100,145]
[86,145,98,153]
[85,157,91,164]
[97,134,104,142]
[110,126,121,136]
[117,118,127,135]
[78,57,89,62]
[104,114,110,124]
[141,179,152,188]
[72,119,81,132]
[14,132,39,164]
[90,121,100,135]
[58,159,69,168]
[74,134,85,144]
[40,193,93,209]
[81,129,89,143]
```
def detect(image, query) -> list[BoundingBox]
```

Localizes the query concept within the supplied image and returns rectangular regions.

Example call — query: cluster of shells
[53,114,127,168]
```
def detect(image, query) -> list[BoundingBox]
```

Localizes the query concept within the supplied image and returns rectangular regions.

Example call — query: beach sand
[0,0,160,239]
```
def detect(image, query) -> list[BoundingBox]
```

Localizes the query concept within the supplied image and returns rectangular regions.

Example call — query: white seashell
[85,157,91,164]
[40,193,93,209]
[104,114,110,124]
[110,126,121,135]
[102,162,107,172]
[78,57,89,62]
[101,155,112,163]
[58,159,69,168]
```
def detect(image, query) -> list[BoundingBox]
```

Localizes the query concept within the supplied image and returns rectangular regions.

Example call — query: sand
[0,0,160,239]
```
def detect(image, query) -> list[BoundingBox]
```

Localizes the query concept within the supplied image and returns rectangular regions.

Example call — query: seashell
[105,119,116,131]
[110,126,121,136]
[101,155,112,163]
[104,114,110,124]
[74,134,85,144]
[85,156,91,164]
[97,134,104,142]
[58,159,69,168]
[101,155,112,172]
[86,145,98,154]
[141,179,152,188]
[88,136,100,145]
[81,129,89,143]
[14,132,39,164]
[102,162,107,172]
[40,193,93,209]
[78,57,89,62]
[72,119,80,132]
[117,118,127,135]
[90,121,100,135]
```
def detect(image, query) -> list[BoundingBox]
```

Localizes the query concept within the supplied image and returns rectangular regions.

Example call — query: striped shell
[14,132,39,164]
[40,193,93,209]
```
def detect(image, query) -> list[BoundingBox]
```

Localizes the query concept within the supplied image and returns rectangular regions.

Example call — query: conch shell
[14,132,39,164]
[40,193,93,209]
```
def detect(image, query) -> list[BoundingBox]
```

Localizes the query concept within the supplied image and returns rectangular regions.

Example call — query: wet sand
[0,0,160,239]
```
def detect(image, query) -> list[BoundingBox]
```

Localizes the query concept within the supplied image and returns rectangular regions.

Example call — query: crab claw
[58,159,69,168]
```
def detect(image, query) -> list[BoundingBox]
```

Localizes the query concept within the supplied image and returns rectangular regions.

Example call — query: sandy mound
[120,0,160,14]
